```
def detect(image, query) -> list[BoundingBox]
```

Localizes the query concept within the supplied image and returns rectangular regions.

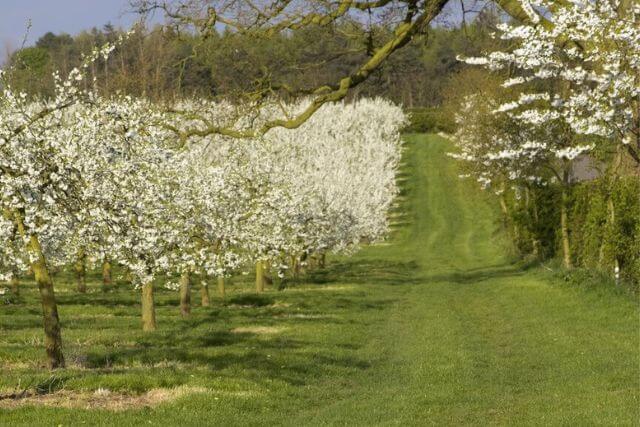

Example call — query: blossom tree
[0,52,405,365]
[178,98,406,289]
[0,41,130,367]
[455,0,640,268]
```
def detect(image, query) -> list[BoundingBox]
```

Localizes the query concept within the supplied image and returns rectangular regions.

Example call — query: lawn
[1,134,638,426]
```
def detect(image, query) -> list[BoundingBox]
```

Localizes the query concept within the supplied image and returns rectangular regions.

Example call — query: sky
[0,0,161,55]
[0,0,470,59]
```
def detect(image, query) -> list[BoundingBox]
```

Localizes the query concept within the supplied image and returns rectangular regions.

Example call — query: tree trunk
[201,281,210,307]
[499,194,509,219]
[607,196,620,284]
[291,255,300,282]
[532,239,540,259]
[217,276,225,299]
[10,275,19,296]
[512,189,522,244]
[599,149,623,268]
[32,241,65,369]
[319,252,326,269]
[141,281,156,331]
[256,261,265,293]
[179,271,191,318]
[530,189,541,259]
[597,195,611,269]
[307,254,318,271]
[299,252,308,275]
[124,267,134,284]
[560,187,573,269]
[75,250,86,293]
[14,212,64,369]
[524,187,539,258]
[598,234,606,268]
[102,259,112,292]
[498,185,513,235]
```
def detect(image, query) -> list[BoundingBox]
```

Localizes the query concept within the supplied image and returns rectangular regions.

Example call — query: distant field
[1,135,638,426]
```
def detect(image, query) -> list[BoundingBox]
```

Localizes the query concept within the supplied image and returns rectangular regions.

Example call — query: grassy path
[1,134,638,425]
[314,135,639,425]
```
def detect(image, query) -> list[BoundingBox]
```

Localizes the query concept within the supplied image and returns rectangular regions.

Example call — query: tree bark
[201,281,210,307]
[560,187,573,269]
[524,187,540,258]
[75,250,86,293]
[499,194,509,218]
[256,261,265,293]
[14,211,65,369]
[179,271,191,318]
[307,253,317,271]
[498,184,511,232]
[217,276,225,299]
[290,255,300,282]
[608,196,619,284]
[102,259,112,292]
[32,239,65,369]
[599,153,622,270]
[141,281,157,331]
[530,189,541,259]
[10,275,19,296]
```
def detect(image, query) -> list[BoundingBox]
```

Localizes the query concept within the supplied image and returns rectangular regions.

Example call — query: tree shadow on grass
[57,292,178,308]
[76,279,391,387]
[57,288,278,310]
[81,331,371,388]
[0,374,71,400]
[14,257,414,390]
[0,316,47,331]
[226,294,275,307]
[307,258,421,286]
[82,350,370,388]
[423,262,530,285]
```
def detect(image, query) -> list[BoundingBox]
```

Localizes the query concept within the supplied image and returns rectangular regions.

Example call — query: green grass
[1,134,638,426]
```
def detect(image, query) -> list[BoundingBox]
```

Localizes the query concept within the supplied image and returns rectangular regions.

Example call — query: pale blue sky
[0,0,470,58]
[0,1,158,53]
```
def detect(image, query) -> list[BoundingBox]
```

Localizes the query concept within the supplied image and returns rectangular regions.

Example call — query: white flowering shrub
[452,0,639,276]
[458,0,639,171]
[0,41,405,365]
[170,98,406,278]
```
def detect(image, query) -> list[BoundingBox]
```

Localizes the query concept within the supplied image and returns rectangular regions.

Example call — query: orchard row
[0,46,405,367]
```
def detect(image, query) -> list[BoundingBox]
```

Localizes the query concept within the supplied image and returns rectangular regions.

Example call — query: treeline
[4,14,498,107]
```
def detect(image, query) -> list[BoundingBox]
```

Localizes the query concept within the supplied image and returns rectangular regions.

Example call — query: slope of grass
[1,134,638,425]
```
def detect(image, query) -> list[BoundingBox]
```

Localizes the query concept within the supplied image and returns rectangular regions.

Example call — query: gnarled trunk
[141,281,156,331]
[179,271,191,318]
[14,211,64,369]
[32,242,65,369]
